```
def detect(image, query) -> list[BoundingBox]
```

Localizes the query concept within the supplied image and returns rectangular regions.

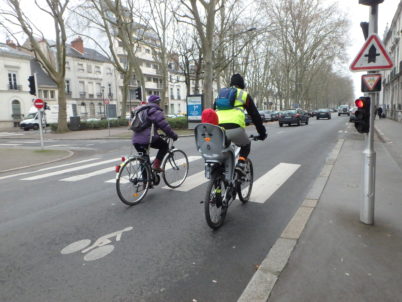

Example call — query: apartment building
[65,37,119,119]
[0,41,34,128]
[382,1,402,122]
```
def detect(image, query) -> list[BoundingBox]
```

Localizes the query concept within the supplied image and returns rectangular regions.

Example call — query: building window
[147,77,152,82]
[65,80,71,94]
[169,75,173,82]
[106,67,112,75]
[177,88,181,100]
[170,88,174,99]
[108,83,112,97]
[146,62,151,68]
[87,64,92,73]
[8,72,17,90]
[145,48,150,54]
[118,41,123,47]
[153,64,158,69]
[66,61,70,70]
[78,63,84,72]
[50,90,55,99]
[95,66,101,74]
[43,90,49,99]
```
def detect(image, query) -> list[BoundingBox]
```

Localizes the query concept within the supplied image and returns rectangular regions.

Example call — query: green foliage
[166,117,187,129]
[50,117,186,132]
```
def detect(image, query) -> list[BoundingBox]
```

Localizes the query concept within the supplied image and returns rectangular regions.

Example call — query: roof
[30,59,57,87]
[0,43,33,60]
[67,45,110,63]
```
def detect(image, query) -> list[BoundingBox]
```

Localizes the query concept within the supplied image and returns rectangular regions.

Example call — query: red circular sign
[103,99,110,105]
[34,98,44,109]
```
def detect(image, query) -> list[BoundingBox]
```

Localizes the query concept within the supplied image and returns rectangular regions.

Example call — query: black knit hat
[230,73,245,89]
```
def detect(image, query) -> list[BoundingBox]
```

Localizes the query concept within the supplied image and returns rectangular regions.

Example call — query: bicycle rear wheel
[162,149,189,188]
[204,174,228,229]
[116,157,151,206]
[236,159,253,203]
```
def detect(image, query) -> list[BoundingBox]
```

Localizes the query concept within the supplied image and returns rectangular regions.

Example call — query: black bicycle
[195,123,260,229]
[116,135,189,206]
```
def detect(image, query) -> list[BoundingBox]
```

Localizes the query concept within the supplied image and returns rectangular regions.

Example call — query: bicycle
[194,123,260,229]
[115,134,189,206]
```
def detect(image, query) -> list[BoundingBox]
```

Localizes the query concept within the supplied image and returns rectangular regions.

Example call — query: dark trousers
[134,137,169,161]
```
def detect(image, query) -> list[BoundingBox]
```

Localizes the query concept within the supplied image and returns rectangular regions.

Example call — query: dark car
[271,111,279,121]
[316,108,331,120]
[278,109,309,127]
[338,105,350,116]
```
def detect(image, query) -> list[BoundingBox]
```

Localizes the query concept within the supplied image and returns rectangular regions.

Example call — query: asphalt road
[0,115,350,302]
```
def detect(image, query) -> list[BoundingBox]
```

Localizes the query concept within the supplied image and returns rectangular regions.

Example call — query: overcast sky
[1,0,400,99]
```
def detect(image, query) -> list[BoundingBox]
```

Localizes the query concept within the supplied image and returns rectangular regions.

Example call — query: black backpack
[130,105,151,132]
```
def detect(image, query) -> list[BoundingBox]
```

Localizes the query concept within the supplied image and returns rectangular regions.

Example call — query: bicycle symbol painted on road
[60,226,133,261]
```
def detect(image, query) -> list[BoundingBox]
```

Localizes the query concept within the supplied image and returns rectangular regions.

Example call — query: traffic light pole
[361,4,378,225]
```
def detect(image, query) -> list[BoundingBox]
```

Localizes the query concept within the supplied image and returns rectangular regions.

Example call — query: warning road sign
[361,74,381,92]
[350,34,393,72]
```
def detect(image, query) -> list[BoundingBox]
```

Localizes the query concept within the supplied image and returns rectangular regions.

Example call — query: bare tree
[176,0,222,108]
[0,0,70,132]
[260,0,350,109]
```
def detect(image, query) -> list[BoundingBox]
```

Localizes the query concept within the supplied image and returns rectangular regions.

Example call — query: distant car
[316,108,331,120]
[338,105,350,116]
[259,110,272,122]
[278,109,309,127]
[270,111,279,121]
[349,107,357,122]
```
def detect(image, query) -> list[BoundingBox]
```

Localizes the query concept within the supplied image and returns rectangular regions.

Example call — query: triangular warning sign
[362,74,381,92]
[350,34,393,72]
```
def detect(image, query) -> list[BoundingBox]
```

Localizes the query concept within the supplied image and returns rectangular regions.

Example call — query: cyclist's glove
[258,132,267,141]
[172,134,178,141]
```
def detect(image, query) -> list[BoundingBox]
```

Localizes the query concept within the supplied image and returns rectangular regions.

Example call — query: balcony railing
[79,92,86,98]
[108,93,113,98]
[97,93,103,98]
[88,93,94,98]
[66,91,72,96]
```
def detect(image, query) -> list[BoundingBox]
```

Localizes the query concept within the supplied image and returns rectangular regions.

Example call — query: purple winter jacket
[132,103,177,145]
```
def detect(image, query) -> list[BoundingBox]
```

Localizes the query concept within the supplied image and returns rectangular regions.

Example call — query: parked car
[259,110,272,122]
[278,109,309,127]
[338,105,350,116]
[270,111,279,121]
[316,108,331,120]
[349,107,357,122]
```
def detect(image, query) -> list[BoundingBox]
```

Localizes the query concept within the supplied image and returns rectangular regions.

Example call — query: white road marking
[0,132,23,137]
[249,163,300,203]
[0,158,99,180]
[0,143,22,146]
[61,167,114,182]
[21,158,119,180]
[162,171,207,192]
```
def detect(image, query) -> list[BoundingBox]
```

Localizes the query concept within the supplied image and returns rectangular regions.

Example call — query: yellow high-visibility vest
[217,88,247,128]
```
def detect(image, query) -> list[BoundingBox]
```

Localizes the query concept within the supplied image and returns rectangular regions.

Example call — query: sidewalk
[264,118,402,301]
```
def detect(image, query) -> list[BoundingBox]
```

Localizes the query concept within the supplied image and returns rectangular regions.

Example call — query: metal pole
[361,3,378,225]
[38,109,44,150]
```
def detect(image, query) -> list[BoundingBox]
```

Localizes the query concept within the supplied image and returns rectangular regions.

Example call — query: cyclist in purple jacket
[132,95,178,172]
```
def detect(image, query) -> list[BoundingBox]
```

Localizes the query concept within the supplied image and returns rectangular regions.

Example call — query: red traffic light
[355,99,364,108]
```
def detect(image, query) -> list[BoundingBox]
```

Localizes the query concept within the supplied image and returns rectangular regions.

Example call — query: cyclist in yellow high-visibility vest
[214,74,267,170]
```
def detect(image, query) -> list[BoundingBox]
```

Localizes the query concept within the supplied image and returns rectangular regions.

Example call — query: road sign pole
[38,109,44,150]
[361,3,378,225]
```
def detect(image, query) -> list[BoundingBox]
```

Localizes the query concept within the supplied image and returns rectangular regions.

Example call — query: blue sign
[187,95,203,121]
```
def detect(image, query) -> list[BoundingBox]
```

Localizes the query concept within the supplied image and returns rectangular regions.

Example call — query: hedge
[50,116,188,132]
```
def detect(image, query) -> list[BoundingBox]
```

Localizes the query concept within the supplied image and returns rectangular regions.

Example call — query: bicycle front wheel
[236,159,253,203]
[162,149,189,188]
[116,157,151,206]
[204,174,228,230]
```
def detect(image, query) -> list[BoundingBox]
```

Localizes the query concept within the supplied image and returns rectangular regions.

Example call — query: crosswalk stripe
[60,167,114,182]
[249,163,300,203]
[162,171,207,192]
[21,158,119,180]
[0,158,99,180]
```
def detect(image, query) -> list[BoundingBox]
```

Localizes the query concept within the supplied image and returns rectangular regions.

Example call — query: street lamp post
[230,27,257,75]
